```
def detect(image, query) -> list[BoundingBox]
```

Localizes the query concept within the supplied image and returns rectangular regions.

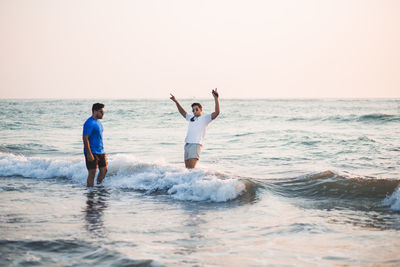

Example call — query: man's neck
[91,115,98,120]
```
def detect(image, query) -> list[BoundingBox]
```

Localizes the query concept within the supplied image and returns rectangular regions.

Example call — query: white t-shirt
[185,113,213,145]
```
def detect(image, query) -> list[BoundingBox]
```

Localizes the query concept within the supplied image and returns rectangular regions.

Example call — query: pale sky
[0,0,399,99]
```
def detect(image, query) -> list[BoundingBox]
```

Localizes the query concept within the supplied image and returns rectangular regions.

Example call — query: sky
[0,0,399,99]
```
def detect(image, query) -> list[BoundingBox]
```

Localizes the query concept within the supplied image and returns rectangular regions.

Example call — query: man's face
[192,106,202,117]
[94,108,105,119]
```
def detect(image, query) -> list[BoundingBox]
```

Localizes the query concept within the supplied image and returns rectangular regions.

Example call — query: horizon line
[1,96,400,100]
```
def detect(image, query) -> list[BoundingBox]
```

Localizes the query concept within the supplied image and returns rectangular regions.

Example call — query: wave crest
[286,113,399,123]
[358,113,399,122]
[270,170,400,201]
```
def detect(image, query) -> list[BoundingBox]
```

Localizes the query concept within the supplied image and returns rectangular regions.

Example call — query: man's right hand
[87,153,95,162]
[170,93,177,102]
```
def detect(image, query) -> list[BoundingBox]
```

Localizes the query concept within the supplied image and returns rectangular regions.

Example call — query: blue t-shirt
[83,117,104,154]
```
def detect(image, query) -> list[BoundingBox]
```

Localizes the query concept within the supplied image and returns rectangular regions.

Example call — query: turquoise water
[1,99,400,266]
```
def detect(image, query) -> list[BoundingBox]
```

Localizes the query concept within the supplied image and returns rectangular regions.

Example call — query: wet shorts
[85,153,107,170]
[184,143,202,160]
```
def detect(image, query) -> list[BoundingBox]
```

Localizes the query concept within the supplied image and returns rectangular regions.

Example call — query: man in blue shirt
[83,103,107,187]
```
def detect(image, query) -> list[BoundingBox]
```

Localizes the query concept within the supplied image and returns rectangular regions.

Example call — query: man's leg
[96,154,108,184]
[85,153,98,187]
[87,169,97,187]
[186,158,198,169]
[97,166,107,184]
[184,144,201,169]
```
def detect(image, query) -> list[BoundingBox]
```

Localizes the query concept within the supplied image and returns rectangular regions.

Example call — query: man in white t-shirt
[170,89,220,168]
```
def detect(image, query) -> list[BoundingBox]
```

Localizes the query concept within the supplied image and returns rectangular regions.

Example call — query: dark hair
[191,103,202,110]
[92,103,105,113]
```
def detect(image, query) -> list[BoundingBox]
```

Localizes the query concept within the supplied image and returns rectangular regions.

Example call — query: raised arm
[211,88,220,120]
[170,93,187,119]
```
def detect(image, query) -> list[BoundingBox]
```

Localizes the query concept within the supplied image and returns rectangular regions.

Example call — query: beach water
[1,99,400,266]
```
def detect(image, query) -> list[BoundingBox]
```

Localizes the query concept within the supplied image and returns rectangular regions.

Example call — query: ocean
[0,98,399,266]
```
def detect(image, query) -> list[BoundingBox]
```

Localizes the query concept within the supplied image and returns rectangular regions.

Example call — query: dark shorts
[85,153,107,170]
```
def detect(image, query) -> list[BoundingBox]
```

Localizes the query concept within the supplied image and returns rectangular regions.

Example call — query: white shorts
[184,143,202,160]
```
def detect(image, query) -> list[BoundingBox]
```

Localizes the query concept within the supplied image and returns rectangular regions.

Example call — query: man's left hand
[212,88,219,98]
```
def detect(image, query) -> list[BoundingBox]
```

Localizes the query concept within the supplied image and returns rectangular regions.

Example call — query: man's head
[191,103,202,117]
[92,103,105,120]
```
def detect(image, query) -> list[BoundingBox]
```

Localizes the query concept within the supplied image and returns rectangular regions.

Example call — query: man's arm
[211,88,220,120]
[82,135,94,161]
[170,93,187,119]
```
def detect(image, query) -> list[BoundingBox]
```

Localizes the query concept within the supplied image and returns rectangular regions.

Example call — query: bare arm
[211,88,220,120]
[82,135,94,161]
[170,93,187,119]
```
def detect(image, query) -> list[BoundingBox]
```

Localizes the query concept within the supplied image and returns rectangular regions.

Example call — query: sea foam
[0,152,246,202]
[382,187,400,211]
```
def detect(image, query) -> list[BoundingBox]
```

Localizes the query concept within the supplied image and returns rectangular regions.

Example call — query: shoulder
[84,117,93,125]
[202,114,212,121]
[185,113,191,121]
[84,117,96,127]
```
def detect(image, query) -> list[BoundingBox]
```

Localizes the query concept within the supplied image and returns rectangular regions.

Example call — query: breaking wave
[1,152,398,209]
[0,152,255,202]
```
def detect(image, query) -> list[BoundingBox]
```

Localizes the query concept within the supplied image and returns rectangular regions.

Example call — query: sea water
[0,99,399,266]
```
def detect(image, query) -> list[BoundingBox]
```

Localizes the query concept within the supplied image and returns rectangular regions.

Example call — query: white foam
[105,154,246,202]
[0,152,246,202]
[382,187,400,211]
[0,152,85,182]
